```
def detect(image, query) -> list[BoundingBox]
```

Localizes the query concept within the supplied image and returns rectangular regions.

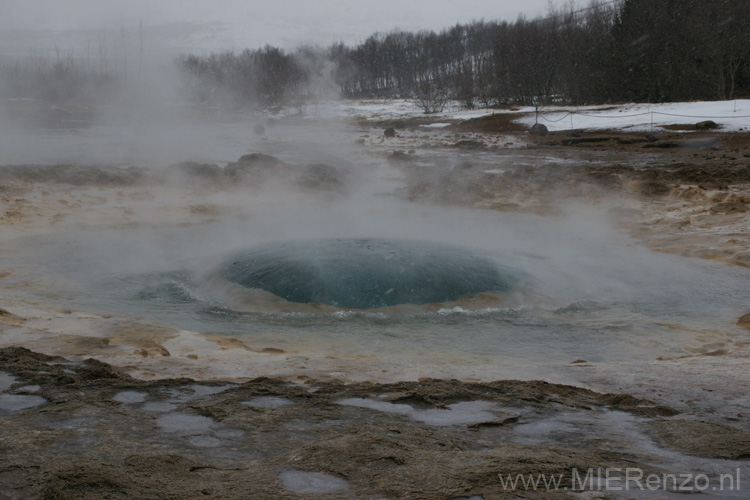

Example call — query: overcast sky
[0,0,563,54]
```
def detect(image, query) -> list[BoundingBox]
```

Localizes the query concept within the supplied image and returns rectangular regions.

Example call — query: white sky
[0,0,560,54]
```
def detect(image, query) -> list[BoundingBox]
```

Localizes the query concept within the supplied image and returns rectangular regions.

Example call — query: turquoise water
[216,238,519,309]
[11,201,750,367]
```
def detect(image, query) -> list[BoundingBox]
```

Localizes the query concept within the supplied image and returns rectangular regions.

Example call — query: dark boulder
[530,123,548,136]
[224,153,289,181]
[384,127,396,138]
[695,120,718,130]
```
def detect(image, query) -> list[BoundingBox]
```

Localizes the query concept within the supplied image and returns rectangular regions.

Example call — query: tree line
[340,0,750,108]
[3,0,748,111]
[177,0,750,111]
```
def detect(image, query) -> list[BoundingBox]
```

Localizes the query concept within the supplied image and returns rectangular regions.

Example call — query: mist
[0,0,746,369]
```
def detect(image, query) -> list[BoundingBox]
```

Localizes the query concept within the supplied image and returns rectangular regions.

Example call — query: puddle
[338,398,505,426]
[214,429,245,439]
[162,384,234,403]
[113,391,147,404]
[141,401,177,412]
[512,416,578,444]
[0,374,46,413]
[189,436,222,448]
[411,401,503,426]
[0,393,46,413]
[279,470,348,494]
[241,396,294,408]
[43,417,97,430]
[156,413,215,435]
[0,372,16,392]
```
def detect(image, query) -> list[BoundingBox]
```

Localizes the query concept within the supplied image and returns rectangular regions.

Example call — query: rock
[384,127,396,138]
[738,313,750,329]
[390,150,412,162]
[529,123,548,136]
[167,162,222,182]
[638,180,671,197]
[695,120,718,130]
[297,163,344,190]
[710,201,748,214]
[644,133,660,142]
[648,419,750,459]
[224,153,288,181]
[253,124,266,135]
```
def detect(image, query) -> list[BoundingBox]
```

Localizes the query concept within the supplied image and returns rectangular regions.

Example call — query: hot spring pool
[6,202,750,371]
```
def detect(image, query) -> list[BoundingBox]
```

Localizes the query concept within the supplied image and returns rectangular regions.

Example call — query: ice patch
[156,413,215,435]
[241,396,294,408]
[113,391,147,404]
[0,393,46,413]
[338,398,503,426]
[279,470,348,494]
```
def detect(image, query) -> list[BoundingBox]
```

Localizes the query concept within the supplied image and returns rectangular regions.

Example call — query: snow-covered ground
[518,100,750,133]
[309,98,750,133]
[308,99,492,122]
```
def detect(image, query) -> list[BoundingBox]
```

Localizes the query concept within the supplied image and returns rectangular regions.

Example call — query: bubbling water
[213,238,519,310]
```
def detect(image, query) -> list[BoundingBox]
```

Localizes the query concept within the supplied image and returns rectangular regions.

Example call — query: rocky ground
[2,347,749,499]
[1,114,749,499]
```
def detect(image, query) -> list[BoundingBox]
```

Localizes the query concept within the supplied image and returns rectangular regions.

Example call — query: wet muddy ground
[2,347,749,499]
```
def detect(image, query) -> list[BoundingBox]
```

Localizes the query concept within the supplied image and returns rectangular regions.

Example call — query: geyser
[215,238,517,309]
